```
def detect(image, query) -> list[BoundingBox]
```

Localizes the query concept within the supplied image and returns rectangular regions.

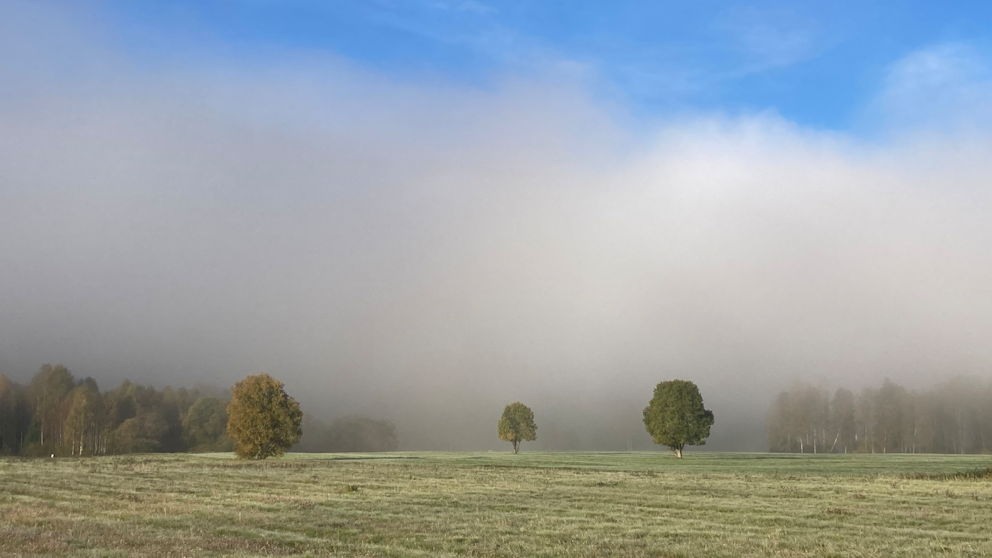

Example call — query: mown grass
[2,452,991,557]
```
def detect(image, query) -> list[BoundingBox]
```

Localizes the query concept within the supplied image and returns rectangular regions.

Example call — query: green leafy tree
[181,397,233,452]
[112,411,168,453]
[226,374,302,459]
[64,383,102,456]
[0,375,31,455]
[113,418,141,454]
[497,402,537,454]
[29,364,75,447]
[643,379,714,458]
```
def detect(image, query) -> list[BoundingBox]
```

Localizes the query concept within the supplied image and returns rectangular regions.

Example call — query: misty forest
[0,365,397,457]
[4,363,992,457]
[767,377,992,454]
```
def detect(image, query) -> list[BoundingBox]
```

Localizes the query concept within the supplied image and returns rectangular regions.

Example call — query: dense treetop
[497,402,537,454]
[643,379,714,458]
[226,374,303,460]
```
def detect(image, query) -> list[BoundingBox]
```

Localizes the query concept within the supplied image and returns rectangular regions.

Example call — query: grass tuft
[900,466,992,480]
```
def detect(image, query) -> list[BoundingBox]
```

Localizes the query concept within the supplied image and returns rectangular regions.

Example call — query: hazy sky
[2,1,992,450]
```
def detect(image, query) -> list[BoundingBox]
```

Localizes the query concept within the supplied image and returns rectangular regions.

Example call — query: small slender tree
[497,402,537,454]
[643,379,714,458]
[226,374,302,459]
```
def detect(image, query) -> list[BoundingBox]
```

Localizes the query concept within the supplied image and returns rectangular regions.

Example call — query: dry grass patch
[2,453,992,557]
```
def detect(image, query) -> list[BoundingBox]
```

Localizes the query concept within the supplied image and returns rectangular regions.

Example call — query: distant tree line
[2,364,717,458]
[767,377,992,454]
[295,415,399,453]
[0,365,233,456]
[0,365,401,458]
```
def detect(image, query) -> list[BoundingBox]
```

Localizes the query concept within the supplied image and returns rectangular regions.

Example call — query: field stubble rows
[1,452,991,557]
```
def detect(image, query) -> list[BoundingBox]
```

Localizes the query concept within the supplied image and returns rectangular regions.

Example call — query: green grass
[2,452,992,557]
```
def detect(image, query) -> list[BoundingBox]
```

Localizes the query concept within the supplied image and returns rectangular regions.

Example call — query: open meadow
[2,452,992,557]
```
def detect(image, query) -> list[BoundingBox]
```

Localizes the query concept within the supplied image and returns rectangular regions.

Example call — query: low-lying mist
[2,2,991,451]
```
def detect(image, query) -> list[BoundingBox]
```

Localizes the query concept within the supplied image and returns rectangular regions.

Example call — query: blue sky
[91,0,992,131]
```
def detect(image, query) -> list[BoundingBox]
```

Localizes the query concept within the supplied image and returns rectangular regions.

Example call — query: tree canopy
[497,402,537,454]
[642,379,714,458]
[182,396,233,452]
[226,374,303,459]
[0,366,220,457]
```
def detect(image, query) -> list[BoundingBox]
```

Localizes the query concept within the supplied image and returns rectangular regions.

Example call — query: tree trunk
[512,441,519,454]
[674,447,683,458]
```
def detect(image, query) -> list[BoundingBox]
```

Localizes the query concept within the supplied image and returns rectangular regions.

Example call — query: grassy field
[2,452,991,557]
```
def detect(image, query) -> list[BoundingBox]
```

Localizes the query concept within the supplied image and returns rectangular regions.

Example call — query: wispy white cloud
[578,7,831,110]
[714,6,825,76]
[360,2,545,64]
[869,43,992,133]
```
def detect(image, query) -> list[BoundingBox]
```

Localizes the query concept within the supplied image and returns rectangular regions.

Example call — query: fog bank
[2,2,992,450]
